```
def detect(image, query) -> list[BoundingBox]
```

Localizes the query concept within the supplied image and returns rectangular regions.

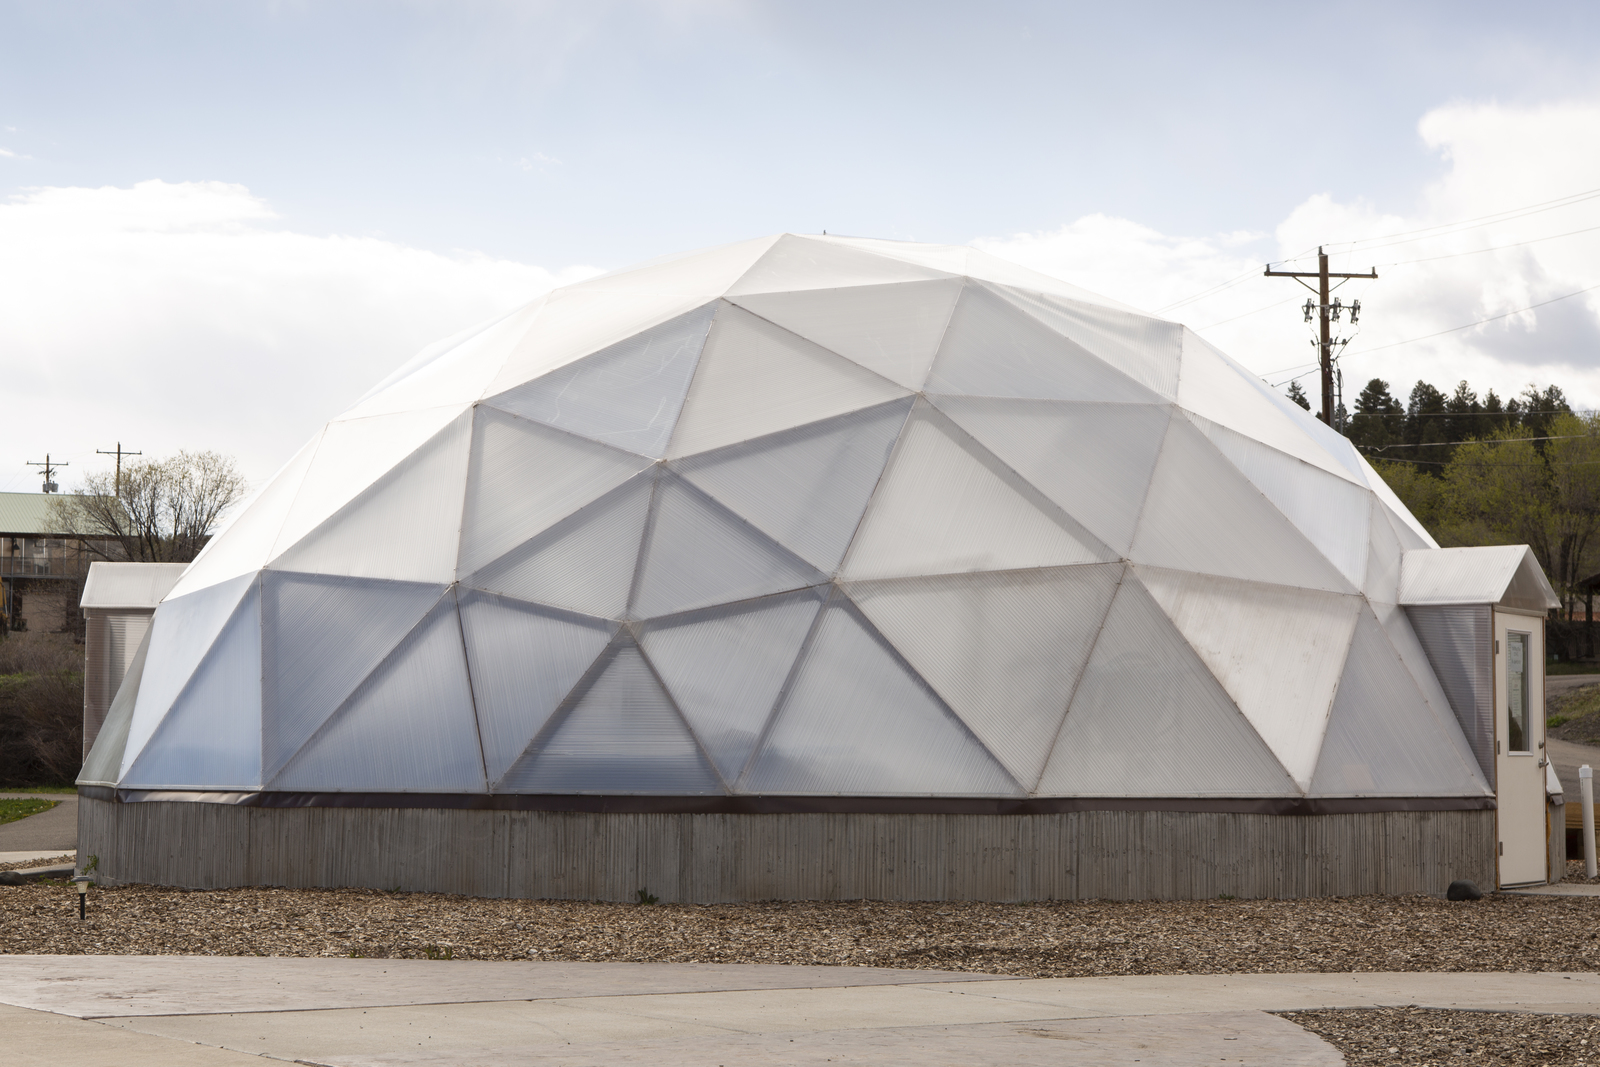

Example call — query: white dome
[89,234,1489,803]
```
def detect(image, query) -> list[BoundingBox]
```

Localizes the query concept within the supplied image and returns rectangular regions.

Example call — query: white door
[1494,610,1546,887]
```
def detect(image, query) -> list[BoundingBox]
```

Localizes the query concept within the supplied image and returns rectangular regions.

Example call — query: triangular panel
[846,565,1122,788]
[1128,416,1353,593]
[465,470,655,619]
[726,234,956,296]
[1137,566,1362,789]
[459,590,617,785]
[631,477,826,619]
[1365,498,1404,602]
[666,303,909,458]
[743,601,1020,795]
[1358,453,1438,548]
[1310,609,1490,796]
[500,642,723,793]
[842,403,1111,580]
[731,279,963,389]
[271,597,485,793]
[986,284,1182,398]
[932,396,1172,556]
[925,282,1162,404]
[673,398,911,573]
[79,626,151,787]
[1039,576,1298,796]
[638,590,824,782]
[485,303,715,457]
[457,407,653,577]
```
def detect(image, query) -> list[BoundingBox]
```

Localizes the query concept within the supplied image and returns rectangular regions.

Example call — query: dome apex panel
[726,233,956,295]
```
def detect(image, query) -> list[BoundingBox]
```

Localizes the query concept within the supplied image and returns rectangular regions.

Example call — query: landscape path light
[70,874,92,920]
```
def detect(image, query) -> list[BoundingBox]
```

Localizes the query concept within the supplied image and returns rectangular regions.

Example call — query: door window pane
[1508,631,1530,752]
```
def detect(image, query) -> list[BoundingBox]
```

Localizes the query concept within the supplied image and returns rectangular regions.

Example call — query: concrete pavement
[0,793,77,853]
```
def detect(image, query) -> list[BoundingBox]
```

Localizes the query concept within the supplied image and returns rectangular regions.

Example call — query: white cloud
[0,180,599,492]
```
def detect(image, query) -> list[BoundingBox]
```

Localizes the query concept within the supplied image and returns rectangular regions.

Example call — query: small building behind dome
[78,235,1561,900]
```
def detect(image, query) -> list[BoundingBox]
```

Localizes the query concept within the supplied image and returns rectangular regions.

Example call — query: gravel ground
[3,885,1600,975]
[0,853,72,872]
[1281,1008,1600,1066]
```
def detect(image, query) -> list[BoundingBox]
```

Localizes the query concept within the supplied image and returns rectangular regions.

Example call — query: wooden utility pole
[96,442,142,494]
[25,454,66,493]
[1265,248,1377,425]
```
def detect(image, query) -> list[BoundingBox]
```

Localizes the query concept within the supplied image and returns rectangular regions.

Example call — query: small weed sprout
[635,888,659,905]
[423,944,455,960]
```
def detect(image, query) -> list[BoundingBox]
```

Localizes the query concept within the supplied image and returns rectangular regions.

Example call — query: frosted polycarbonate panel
[932,396,1171,556]
[458,407,652,577]
[1176,329,1360,484]
[1364,500,1403,603]
[987,284,1182,398]
[466,471,654,619]
[826,237,1142,308]
[271,410,471,584]
[842,404,1111,581]
[1358,453,1438,547]
[638,590,823,782]
[272,404,468,560]
[486,303,715,456]
[667,303,909,458]
[1309,609,1489,796]
[1137,566,1361,789]
[458,589,615,785]
[353,301,534,411]
[727,234,956,296]
[1039,577,1297,797]
[572,235,781,298]
[500,643,722,793]
[1371,600,1485,777]
[673,399,911,573]
[122,571,256,778]
[632,478,825,619]
[1189,414,1372,587]
[743,602,1019,796]
[731,279,963,389]
[123,582,263,790]
[1128,417,1352,594]
[846,565,1121,788]
[261,572,446,782]
[1400,545,1554,608]
[167,437,317,600]
[925,283,1160,404]
[78,625,151,787]
[271,598,487,793]
[1501,551,1560,612]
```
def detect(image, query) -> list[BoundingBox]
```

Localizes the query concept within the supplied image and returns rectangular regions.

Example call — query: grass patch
[1548,661,1600,675]
[0,798,57,825]
[4,785,77,794]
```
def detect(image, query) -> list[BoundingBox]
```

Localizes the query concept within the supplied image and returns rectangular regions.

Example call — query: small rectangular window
[1508,631,1530,753]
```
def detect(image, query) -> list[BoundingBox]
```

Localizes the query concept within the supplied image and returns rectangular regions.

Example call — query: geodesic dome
[83,234,1492,805]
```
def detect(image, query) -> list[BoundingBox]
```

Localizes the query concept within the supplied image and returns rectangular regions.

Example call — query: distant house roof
[80,562,189,611]
[1399,545,1559,612]
[0,492,64,536]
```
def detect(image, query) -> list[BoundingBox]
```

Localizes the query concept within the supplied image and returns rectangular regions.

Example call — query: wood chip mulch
[4,884,1600,977]
[1281,1007,1600,1066]
[0,853,72,872]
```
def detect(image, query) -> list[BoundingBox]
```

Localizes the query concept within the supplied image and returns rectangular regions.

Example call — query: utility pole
[96,442,142,494]
[26,454,66,494]
[1265,248,1377,426]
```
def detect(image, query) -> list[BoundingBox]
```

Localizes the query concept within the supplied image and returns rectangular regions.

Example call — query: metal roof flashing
[1398,545,1559,612]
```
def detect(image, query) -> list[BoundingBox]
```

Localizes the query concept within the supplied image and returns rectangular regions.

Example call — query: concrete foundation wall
[79,796,1497,901]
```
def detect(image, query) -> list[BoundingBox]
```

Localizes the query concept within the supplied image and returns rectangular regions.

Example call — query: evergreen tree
[1405,381,1450,473]
[1348,378,1403,451]
[1286,380,1311,411]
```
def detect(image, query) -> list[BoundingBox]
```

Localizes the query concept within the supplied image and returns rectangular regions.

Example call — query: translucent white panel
[1128,417,1352,593]
[122,572,257,778]
[925,283,1161,404]
[123,582,263,790]
[1137,566,1362,789]
[667,304,909,458]
[465,471,654,619]
[1358,453,1438,547]
[743,602,1019,795]
[632,478,825,619]
[825,236,1147,309]
[932,396,1172,556]
[730,279,963,389]
[500,643,722,794]
[271,404,468,559]
[1365,499,1404,603]
[1175,329,1360,484]
[1188,414,1372,587]
[271,598,486,793]
[166,435,318,600]
[846,565,1121,789]
[261,572,446,782]
[1309,609,1489,796]
[79,626,151,786]
[726,234,956,295]
[571,235,781,297]
[459,590,616,785]
[352,301,536,411]
[987,284,1181,398]
[1039,577,1297,796]
[671,399,911,574]
[457,407,652,577]
[842,404,1111,581]
[271,410,471,584]
[638,590,822,782]
[486,303,715,456]
[1371,600,1471,753]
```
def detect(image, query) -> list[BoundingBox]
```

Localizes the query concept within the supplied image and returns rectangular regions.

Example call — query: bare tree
[50,451,247,563]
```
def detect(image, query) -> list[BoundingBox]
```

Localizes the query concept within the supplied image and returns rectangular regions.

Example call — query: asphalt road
[0,793,77,852]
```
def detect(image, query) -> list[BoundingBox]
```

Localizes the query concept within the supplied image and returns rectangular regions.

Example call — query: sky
[4,0,1600,492]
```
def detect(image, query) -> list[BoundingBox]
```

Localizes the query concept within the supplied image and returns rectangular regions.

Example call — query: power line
[1265,248,1377,424]
[1362,433,1594,451]
[1379,221,1600,267]
[1326,184,1600,254]
[1356,281,1600,354]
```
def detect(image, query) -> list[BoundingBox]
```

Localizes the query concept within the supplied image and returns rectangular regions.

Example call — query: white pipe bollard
[1583,765,1597,880]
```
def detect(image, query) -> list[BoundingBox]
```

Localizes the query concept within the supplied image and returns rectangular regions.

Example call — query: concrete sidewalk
[0,794,77,853]
[3,957,1600,1066]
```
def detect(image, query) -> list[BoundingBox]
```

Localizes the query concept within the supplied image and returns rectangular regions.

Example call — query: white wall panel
[986,284,1182,398]
[727,234,955,295]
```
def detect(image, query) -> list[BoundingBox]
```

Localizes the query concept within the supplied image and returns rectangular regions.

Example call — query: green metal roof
[0,492,65,535]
